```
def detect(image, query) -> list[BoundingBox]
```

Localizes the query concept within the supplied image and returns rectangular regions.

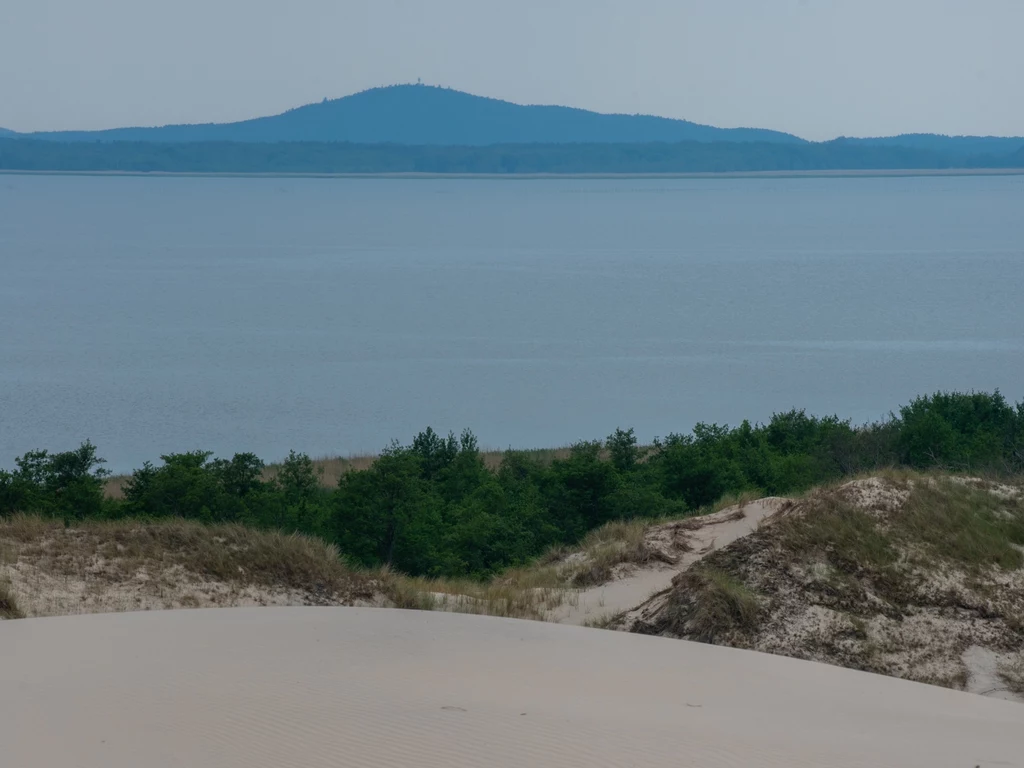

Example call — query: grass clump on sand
[0,540,24,619]
[0,576,24,619]
[381,571,564,620]
[999,657,1024,695]
[897,479,1024,571]
[777,495,897,573]
[564,520,673,588]
[0,514,377,617]
[704,489,764,516]
[636,566,761,643]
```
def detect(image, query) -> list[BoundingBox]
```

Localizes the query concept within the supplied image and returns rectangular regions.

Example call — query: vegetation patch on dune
[628,473,1024,696]
[1000,657,1024,694]
[0,576,24,619]
[0,515,379,618]
[647,567,761,643]
[383,517,682,620]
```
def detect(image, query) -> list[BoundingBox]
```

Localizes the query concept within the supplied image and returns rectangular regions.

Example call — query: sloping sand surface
[552,498,786,625]
[2,607,1021,767]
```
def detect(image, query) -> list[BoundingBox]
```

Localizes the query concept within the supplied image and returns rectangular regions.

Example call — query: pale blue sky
[2,0,1022,139]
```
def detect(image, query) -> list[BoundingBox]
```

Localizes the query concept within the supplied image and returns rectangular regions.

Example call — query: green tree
[606,427,641,473]
[0,441,108,520]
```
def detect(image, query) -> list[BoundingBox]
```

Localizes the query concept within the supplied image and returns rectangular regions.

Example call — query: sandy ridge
[2,607,1022,768]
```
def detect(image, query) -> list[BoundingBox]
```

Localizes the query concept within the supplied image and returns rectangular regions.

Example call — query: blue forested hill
[4,85,1022,167]
[16,85,806,145]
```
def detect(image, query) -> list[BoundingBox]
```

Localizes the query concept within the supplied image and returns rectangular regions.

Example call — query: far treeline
[3,391,1023,580]
[2,138,1023,174]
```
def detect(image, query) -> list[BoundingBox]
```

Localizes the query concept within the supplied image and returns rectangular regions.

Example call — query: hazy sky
[2,0,1022,140]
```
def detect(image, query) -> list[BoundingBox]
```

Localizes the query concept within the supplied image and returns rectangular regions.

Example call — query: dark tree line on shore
[3,391,1022,579]
[2,137,1023,174]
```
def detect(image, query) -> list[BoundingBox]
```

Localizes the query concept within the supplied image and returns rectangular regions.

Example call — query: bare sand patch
[2,607,1022,768]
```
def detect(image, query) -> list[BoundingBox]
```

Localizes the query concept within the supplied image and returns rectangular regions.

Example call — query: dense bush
[0,441,109,520]
[2,391,1021,578]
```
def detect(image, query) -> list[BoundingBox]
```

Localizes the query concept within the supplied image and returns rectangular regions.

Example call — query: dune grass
[686,568,761,642]
[0,514,377,617]
[777,493,898,574]
[0,576,23,619]
[566,519,681,587]
[898,478,1024,571]
[1000,657,1024,695]
[0,537,24,619]
[382,571,567,620]
[380,515,687,619]
[773,473,1024,578]
[704,489,765,515]
[646,566,761,642]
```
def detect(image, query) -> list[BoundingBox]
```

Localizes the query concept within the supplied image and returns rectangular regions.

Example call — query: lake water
[2,173,1023,472]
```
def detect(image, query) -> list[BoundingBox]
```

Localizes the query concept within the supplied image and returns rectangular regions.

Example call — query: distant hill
[3,84,1022,169]
[16,85,805,146]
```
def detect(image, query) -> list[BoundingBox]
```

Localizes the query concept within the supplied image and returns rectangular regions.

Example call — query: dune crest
[2,607,1022,768]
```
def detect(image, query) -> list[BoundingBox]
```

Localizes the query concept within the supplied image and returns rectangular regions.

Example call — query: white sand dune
[2,607,1022,768]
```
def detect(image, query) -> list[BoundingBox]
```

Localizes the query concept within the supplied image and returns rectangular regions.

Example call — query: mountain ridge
[8,85,806,145]
[7,86,1023,151]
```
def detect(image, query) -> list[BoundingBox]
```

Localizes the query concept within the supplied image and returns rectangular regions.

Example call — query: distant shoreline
[4,168,1024,180]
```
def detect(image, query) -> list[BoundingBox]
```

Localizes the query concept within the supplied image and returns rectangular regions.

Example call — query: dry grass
[565,520,675,587]
[769,475,1024,599]
[582,611,625,630]
[380,516,682,620]
[702,489,763,516]
[0,576,24,619]
[0,514,378,617]
[999,657,1024,695]
[635,566,761,642]
[898,478,1024,570]
[776,491,898,576]
[103,446,578,499]
[0,536,25,619]
[381,571,567,620]
[684,568,761,642]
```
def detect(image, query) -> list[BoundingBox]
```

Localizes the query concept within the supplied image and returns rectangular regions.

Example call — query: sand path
[549,498,786,625]
[2,607,1021,768]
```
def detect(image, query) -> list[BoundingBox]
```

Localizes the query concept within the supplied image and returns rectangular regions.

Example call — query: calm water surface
[2,174,1022,471]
